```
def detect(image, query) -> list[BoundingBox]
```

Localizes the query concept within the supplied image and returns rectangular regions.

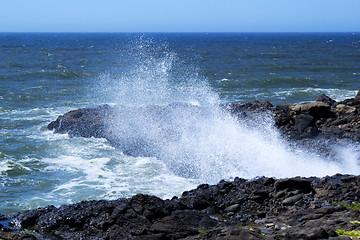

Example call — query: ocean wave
[267,88,358,103]
[244,77,317,88]
[0,156,34,176]
[7,69,91,80]
[0,161,10,175]
[1,107,69,117]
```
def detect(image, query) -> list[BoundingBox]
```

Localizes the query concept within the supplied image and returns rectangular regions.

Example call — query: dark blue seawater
[0,33,359,214]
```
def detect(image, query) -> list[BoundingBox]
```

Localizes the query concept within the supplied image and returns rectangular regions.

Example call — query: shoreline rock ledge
[2,174,360,239]
[228,92,360,141]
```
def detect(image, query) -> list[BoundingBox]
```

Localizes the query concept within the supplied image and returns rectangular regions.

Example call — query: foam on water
[41,153,198,202]
[24,106,200,204]
[264,88,359,104]
[0,160,9,175]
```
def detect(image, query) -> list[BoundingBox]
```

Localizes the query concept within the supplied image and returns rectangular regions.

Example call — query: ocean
[0,33,359,214]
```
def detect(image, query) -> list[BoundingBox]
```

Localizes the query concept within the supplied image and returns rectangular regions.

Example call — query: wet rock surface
[228,94,360,142]
[228,94,360,159]
[2,174,360,239]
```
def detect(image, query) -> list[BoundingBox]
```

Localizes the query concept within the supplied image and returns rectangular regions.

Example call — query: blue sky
[1,0,359,32]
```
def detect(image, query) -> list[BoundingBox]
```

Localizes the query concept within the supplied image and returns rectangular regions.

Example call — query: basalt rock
[47,104,113,138]
[3,174,360,239]
[270,95,360,141]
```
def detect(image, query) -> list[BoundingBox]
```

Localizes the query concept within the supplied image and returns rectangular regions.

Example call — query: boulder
[294,114,314,132]
[282,194,303,205]
[317,94,336,106]
[335,104,357,115]
[274,178,315,193]
[289,102,332,119]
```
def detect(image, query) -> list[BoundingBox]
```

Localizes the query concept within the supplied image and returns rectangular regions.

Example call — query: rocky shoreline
[1,92,360,239]
[2,174,360,239]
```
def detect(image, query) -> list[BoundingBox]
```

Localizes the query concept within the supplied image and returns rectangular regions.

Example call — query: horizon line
[1,31,359,34]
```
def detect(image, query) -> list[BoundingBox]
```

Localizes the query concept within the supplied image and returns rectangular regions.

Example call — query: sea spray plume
[93,37,359,183]
[97,36,218,107]
[102,102,355,182]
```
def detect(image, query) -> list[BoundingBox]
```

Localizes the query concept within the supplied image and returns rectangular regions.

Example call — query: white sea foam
[0,107,70,123]
[266,88,358,104]
[0,161,9,174]
[149,107,357,181]
[41,153,198,202]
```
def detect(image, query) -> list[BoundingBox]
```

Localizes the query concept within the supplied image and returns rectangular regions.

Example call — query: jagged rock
[0,231,35,240]
[274,178,315,193]
[317,94,336,106]
[47,104,112,138]
[282,194,303,205]
[336,104,357,115]
[149,209,217,238]
[289,102,332,118]
[355,90,360,103]
[294,114,314,132]
[225,204,241,213]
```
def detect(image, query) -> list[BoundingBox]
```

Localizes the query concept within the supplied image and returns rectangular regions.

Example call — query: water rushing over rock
[48,94,360,180]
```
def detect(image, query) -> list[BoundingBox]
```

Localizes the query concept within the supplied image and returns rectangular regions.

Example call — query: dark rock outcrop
[47,104,112,139]
[3,174,360,239]
[229,94,360,142]
[48,94,360,147]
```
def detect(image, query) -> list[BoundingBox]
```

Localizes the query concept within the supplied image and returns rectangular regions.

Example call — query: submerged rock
[3,174,360,239]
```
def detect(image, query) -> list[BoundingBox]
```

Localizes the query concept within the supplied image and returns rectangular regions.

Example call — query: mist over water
[97,38,360,183]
